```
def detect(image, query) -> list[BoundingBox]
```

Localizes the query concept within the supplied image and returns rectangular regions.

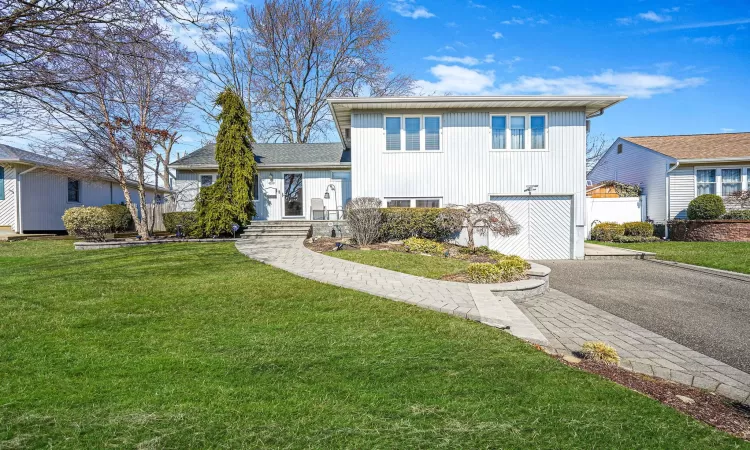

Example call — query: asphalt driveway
[540,259,750,373]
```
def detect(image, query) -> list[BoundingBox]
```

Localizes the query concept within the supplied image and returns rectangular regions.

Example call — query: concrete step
[244,225,312,231]
[246,222,314,228]
[239,230,310,237]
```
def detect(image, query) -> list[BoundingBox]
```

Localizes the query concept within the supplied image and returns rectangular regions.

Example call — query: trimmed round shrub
[623,221,654,237]
[403,237,445,255]
[687,194,725,220]
[581,341,620,365]
[101,204,132,232]
[467,263,501,283]
[722,209,750,220]
[590,222,625,242]
[163,211,202,238]
[62,206,110,241]
[495,256,529,282]
[380,207,463,241]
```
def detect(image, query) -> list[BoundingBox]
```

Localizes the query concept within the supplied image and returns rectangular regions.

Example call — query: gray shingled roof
[172,142,350,168]
[0,143,70,167]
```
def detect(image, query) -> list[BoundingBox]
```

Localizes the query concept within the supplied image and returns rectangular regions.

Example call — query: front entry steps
[238,221,313,239]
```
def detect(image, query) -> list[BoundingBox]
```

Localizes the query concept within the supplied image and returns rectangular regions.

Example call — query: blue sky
[384,0,749,140]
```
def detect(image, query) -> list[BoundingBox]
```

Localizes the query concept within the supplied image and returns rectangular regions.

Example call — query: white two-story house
[173,95,626,259]
[328,96,626,259]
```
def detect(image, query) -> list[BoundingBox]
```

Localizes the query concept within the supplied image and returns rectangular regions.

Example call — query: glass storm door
[283,173,304,217]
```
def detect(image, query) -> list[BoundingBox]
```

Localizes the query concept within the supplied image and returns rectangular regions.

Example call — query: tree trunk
[466,223,475,250]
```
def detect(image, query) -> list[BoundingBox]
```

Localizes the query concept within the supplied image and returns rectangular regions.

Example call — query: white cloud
[648,17,750,31]
[663,7,680,13]
[389,0,435,19]
[208,0,242,11]
[691,36,724,45]
[425,55,481,65]
[498,56,522,71]
[492,31,503,39]
[512,4,522,9]
[548,65,562,72]
[721,128,735,133]
[616,17,635,25]
[446,21,458,27]
[483,54,495,63]
[501,16,548,25]
[468,1,486,8]
[416,65,495,94]
[439,45,456,52]
[496,70,706,98]
[502,17,526,25]
[638,11,672,22]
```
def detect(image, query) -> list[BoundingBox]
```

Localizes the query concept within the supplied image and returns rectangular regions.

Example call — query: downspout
[16,166,38,234]
[665,161,680,239]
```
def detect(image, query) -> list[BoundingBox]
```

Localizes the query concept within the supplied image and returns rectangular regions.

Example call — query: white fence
[585,196,646,238]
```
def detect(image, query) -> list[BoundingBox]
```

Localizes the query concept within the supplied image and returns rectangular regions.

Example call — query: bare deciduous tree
[41,22,195,238]
[0,0,207,136]
[586,132,613,172]
[450,203,521,250]
[245,0,415,143]
[727,190,750,209]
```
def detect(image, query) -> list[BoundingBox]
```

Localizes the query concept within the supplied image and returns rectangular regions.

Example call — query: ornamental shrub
[459,245,505,259]
[495,256,529,282]
[687,194,725,220]
[580,341,620,365]
[163,212,202,238]
[62,206,110,241]
[721,209,750,220]
[101,204,132,232]
[346,197,382,245]
[467,263,501,283]
[380,207,463,241]
[403,237,445,255]
[623,221,654,237]
[590,222,625,242]
[611,235,662,243]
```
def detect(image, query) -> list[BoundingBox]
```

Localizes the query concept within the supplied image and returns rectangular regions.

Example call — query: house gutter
[16,166,38,234]
[664,161,681,239]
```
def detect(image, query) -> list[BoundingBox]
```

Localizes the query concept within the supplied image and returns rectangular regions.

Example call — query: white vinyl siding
[352,109,587,259]
[588,138,673,223]
[668,166,697,219]
[0,165,16,229]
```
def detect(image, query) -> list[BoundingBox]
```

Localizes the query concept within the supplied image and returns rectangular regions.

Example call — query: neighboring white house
[172,143,352,221]
[327,95,626,259]
[0,144,167,233]
[588,133,750,223]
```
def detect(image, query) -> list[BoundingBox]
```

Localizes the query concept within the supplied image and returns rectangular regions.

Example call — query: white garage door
[489,196,573,260]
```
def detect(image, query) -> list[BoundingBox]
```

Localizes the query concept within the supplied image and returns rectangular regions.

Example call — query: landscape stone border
[75,238,237,250]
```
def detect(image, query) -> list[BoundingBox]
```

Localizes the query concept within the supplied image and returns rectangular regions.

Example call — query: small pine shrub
[163,212,202,238]
[722,209,750,220]
[62,206,110,241]
[495,256,529,282]
[459,245,505,259]
[100,204,132,232]
[590,222,625,242]
[580,341,620,365]
[467,263,501,283]
[623,221,654,237]
[403,237,445,255]
[687,194,725,220]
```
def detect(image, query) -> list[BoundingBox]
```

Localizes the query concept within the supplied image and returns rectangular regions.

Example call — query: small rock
[563,355,582,364]
[675,395,695,405]
[361,247,371,251]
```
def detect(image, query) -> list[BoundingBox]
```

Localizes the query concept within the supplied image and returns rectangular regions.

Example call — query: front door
[283,173,304,217]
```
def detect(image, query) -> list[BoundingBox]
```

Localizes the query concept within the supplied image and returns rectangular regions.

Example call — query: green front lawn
[324,249,471,279]
[0,241,746,448]
[596,241,750,274]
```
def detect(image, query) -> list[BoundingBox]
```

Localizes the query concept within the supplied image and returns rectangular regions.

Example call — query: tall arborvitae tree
[196,88,258,235]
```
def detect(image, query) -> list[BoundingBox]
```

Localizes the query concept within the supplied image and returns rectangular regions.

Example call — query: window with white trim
[696,169,716,195]
[385,198,441,208]
[722,169,742,196]
[490,113,548,151]
[384,115,441,152]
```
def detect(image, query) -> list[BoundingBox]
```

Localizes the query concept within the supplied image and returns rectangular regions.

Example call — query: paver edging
[75,238,238,250]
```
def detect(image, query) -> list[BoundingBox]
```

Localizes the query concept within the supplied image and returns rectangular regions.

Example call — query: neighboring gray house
[172,143,351,221]
[0,144,166,233]
[174,95,626,259]
[588,133,750,222]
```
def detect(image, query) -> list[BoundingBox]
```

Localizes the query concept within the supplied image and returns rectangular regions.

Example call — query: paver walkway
[235,238,547,343]
[516,289,750,403]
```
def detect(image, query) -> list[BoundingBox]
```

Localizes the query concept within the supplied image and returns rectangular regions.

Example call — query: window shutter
[0,166,5,200]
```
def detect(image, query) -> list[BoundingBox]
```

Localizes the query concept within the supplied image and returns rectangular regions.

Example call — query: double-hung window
[696,169,716,195]
[67,178,81,203]
[721,169,742,196]
[490,113,547,151]
[384,115,441,152]
[386,198,441,208]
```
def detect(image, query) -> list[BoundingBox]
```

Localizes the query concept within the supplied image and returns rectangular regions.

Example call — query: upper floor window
[67,178,81,203]
[384,115,441,152]
[490,113,548,151]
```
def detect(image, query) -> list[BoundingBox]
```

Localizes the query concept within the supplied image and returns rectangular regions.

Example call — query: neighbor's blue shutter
[0,167,4,201]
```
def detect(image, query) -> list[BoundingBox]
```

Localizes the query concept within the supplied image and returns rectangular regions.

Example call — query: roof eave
[173,162,352,170]
[677,156,750,164]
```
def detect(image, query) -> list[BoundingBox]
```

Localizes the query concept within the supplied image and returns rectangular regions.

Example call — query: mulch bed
[555,354,750,440]
[304,237,497,263]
